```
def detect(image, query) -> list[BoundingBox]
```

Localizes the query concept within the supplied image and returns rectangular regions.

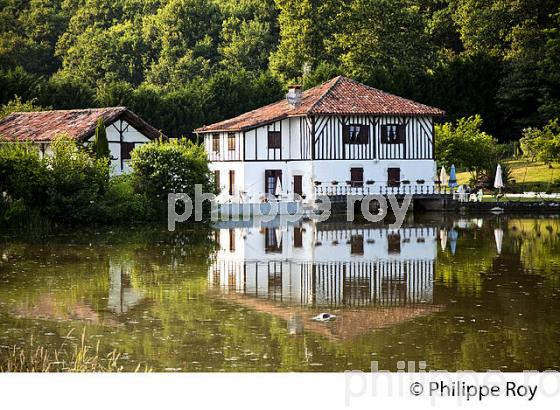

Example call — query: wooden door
[293,175,303,196]
[387,168,400,187]
[350,167,364,187]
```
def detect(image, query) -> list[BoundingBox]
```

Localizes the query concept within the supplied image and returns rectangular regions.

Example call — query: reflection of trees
[435,227,494,296]
[0,226,216,370]
[429,218,560,371]
[509,219,560,286]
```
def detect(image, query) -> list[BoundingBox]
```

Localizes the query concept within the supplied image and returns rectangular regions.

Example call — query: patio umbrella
[439,229,448,251]
[439,166,448,193]
[449,164,458,188]
[275,177,283,197]
[448,228,458,255]
[494,164,504,190]
[494,228,503,254]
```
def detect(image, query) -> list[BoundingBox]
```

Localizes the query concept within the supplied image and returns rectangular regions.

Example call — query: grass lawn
[456,159,560,192]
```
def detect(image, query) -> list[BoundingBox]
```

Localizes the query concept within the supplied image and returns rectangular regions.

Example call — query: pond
[1,215,559,372]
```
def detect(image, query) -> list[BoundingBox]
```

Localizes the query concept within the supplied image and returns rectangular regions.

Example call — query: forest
[1,0,559,140]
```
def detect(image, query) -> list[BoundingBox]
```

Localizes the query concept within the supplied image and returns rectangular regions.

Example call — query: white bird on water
[312,313,337,322]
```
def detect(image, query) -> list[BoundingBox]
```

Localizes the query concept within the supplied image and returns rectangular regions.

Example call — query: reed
[0,328,150,372]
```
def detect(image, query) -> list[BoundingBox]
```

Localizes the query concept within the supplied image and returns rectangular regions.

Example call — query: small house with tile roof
[0,107,164,175]
[195,76,445,205]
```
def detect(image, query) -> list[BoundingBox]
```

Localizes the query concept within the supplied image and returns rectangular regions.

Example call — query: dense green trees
[435,115,511,186]
[0,0,558,140]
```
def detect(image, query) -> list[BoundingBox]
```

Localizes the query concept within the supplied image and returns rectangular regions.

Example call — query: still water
[1,215,559,372]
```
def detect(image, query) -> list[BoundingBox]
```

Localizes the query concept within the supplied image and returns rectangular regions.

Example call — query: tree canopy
[0,0,558,139]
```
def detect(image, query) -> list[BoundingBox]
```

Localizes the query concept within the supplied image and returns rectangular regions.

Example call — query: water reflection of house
[107,259,144,314]
[209,223,437,307]
[11,258,146,325]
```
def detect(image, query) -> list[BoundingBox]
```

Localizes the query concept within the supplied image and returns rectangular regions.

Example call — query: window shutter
[214,170,220,191]
[397,124,406,143]
[359,125,369,144]
[380,125,388,143]
[342,125,349,143]
[229,170,235,196]
[121,142,135,160]
[268,131,281,149]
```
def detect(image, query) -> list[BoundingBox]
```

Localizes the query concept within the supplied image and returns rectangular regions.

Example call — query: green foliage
[520,118,560,164]
[0,142,48,208]
[335,0,433,94]
[436,115,499,182]
[91,117,110,160]
[0,0,558,141]
[44,134,110,222]
[0,96,47,120]
[0,136,182,225]
[130,139,214,204]
[91,174,155,223]
[0,67,44,103]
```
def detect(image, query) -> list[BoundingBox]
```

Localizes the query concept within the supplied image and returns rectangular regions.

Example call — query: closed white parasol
[494,164,504,189]
[275,177,283,197]
[440,166,448,192]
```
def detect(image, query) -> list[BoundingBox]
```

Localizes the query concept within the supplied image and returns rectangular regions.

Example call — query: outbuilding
[0,107,164,175]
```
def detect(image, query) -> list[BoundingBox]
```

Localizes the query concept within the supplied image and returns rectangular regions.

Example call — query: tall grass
[0,328,150,372]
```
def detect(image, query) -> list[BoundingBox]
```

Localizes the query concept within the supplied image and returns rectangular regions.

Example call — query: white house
[195,76,445,206]
[0,107,165,175]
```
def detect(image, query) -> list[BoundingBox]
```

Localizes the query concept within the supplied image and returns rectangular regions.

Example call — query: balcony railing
[313,183,450,196]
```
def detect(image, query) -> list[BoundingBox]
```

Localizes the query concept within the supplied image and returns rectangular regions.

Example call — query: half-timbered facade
[196,76,445,204]
[0,107,165,175]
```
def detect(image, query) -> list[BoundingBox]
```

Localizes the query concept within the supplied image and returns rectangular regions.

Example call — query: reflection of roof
[10,294,150,326]
[0,107,165,142]
[209,291,443,341]
[11,295,118,326]
[195,76,445,133]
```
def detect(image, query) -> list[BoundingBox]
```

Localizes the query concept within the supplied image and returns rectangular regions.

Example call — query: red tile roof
[0,107,165,142]
[195,76,445,133]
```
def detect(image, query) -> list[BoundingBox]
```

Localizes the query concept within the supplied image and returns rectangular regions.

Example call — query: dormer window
[381,124,405,144]
[343,124,368,144]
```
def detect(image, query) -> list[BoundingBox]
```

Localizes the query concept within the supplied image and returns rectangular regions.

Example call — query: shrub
[0,142,48,207]
[130,139,214,205]
[44,134,110,222]
[93,175,155,223]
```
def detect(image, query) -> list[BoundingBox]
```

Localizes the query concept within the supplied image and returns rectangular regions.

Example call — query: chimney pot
[286,85,303,107]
